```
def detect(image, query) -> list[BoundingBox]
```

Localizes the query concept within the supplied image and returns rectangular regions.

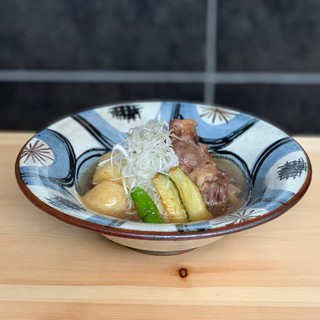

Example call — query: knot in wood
[179,267,188,278]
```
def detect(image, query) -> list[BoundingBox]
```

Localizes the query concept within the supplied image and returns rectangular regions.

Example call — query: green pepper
[130,186,163,223]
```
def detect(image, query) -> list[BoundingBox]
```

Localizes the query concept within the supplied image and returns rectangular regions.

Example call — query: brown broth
[209,156,252,217]
[79,156,252,222]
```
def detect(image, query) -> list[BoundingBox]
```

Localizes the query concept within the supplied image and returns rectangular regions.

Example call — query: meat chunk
[169,119,199,143]
[169,119,239,215]
[169,119,211,174]
[189,164,230,208]
[170,139,210,174]
[189,164,241,216]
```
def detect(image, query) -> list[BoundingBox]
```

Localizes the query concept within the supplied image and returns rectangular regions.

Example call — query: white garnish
[97,120,179,212]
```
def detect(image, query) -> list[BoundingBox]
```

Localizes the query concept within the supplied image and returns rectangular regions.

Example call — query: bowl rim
[15,102,313,241]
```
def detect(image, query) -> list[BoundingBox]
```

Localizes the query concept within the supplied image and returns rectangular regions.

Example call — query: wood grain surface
[1,133,319,319]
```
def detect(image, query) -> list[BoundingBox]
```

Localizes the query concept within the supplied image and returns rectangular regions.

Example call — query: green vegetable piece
[152,173,188,223]
[169,167,212,222]
[131,186,163,223]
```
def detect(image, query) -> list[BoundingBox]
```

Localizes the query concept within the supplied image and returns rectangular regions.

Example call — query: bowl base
[130,247,195,256]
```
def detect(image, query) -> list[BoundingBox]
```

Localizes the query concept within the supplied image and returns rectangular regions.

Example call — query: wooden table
[1,132,319,319]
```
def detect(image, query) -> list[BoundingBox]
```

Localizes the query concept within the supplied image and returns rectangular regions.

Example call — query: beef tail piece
[169,119,236,216]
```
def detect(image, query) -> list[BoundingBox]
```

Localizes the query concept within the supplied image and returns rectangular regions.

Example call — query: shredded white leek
[97,120,179,214]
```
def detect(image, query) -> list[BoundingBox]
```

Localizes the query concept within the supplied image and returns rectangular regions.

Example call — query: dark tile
[0,82,203,130]
[215,84,320,134]
[0,0,206,71]
[217,0,320,71]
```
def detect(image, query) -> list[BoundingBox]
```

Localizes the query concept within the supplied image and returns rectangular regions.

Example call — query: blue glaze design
[176,220,212,232]
[159,102,182,121]
[159,102,258,149]
[250,189,295,211]
[75,109,124,147]
[20,129,76,192]
[75,148,108,195]
[251,139,303,201]
[86,214,126,227]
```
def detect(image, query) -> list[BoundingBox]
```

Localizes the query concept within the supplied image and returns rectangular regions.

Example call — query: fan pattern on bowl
[18,102,309,233]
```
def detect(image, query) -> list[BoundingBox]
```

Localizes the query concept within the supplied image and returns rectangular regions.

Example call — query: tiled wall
[1,0,320,133]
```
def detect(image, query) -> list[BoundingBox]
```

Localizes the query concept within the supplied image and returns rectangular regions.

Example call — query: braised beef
[189,165,229,206]
[169,119,211,174]
[169,119,239,215]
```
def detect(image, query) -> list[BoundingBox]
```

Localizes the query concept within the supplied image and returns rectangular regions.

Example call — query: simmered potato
[93,151,121,185]
[82,180,127,218]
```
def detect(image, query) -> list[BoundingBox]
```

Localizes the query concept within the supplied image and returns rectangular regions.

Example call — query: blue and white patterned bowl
[15,102,312,255]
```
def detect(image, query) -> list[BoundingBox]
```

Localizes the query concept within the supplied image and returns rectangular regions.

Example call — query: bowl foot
[130,247,195,256]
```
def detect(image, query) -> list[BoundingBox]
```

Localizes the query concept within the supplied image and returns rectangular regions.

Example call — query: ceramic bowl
[15,102,312,255]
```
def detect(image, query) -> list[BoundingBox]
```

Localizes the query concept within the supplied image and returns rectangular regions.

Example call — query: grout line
[204,0,218,105]
[0,70,206,83]
[210,72,320,84]
[1,70,320,84]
